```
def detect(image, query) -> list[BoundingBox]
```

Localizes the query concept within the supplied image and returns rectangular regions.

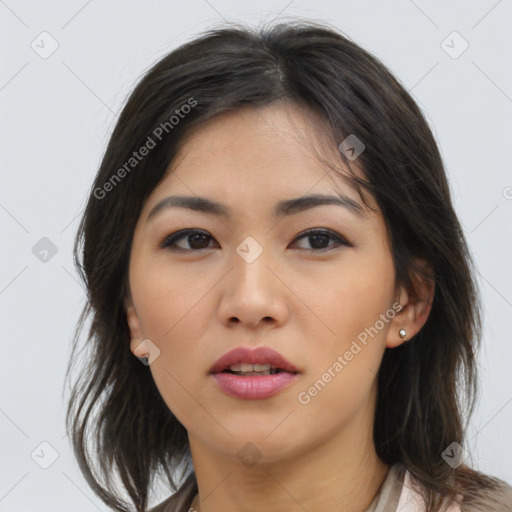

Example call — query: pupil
[310,234,329,249]
[189,234,208,249]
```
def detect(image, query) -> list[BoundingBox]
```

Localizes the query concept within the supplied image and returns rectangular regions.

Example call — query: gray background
[1,1,511,510]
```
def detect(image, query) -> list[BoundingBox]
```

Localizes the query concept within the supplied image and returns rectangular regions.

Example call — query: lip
[212,372,299,399]
[209,346,300,400]
[209,346,300,374]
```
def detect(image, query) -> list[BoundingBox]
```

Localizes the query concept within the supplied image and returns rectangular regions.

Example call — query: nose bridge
[232,234,273,298]
[218,234,288,327]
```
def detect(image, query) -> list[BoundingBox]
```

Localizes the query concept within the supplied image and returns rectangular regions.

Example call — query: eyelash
[159,228,353,253]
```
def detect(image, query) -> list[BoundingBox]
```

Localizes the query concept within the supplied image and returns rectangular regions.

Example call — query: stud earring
[399,329,407,339]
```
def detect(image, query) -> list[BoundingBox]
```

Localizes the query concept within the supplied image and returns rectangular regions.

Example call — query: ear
[385,258,435,349]
[125,299,150,359]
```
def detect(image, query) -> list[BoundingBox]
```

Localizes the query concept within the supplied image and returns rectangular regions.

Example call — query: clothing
[363,463,461,512]
[148,462,512,512]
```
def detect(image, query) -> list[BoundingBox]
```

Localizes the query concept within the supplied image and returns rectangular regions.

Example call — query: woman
[65,21,512,512]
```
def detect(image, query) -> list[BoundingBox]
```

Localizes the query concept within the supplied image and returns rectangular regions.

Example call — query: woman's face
[126,103,409,463]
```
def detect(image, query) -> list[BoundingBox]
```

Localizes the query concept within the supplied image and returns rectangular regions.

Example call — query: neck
[188,409,389,512]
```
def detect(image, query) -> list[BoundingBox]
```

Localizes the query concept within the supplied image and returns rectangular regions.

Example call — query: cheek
[130,254,212,340]
[129,256,220,400]
[293,264,394,437]
[303,246,396,392]
[320,247,395,341]
[132,269,214,428]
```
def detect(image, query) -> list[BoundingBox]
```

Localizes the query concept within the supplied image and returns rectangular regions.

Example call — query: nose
[217,243,290,330]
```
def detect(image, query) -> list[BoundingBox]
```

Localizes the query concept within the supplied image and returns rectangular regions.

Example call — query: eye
[159,229,218,251]
[291,229,352,252]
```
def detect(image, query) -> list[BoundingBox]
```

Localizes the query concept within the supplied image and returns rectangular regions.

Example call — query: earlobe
[385,260,435,349]
[385,292,412,349]
[131,338,150,360]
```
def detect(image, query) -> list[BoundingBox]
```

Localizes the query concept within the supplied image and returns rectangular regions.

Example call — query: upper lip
[210,346,300,374]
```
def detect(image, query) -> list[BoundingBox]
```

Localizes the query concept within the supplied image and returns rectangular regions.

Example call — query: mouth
[209,345,300,375]
[220,363,292,376]
[209,346,300,399]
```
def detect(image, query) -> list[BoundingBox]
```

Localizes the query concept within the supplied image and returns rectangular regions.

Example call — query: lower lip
[211,372,299,399]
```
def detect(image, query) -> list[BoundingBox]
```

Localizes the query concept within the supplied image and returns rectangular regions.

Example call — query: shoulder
[459,475,512,512]
[147,472,197,512]
[147,466,512,511]
[401,467,512,512]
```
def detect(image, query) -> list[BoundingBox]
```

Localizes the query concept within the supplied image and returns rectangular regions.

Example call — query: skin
[125,102,433,512]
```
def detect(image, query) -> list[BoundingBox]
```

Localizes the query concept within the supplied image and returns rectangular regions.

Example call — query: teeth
[229,363,275,372]
[253,364,272,371]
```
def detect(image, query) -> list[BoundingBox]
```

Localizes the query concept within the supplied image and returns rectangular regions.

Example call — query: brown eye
[292,229,352,251]
[160,229,217,251]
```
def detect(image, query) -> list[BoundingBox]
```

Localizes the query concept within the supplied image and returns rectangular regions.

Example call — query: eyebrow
[146,193,364,223]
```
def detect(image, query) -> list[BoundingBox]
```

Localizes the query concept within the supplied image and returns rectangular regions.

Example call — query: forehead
[146,103,372,211]
[174,102,337,165]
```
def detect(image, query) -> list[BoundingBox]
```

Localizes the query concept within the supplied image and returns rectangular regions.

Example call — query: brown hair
[65,20,505,512]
